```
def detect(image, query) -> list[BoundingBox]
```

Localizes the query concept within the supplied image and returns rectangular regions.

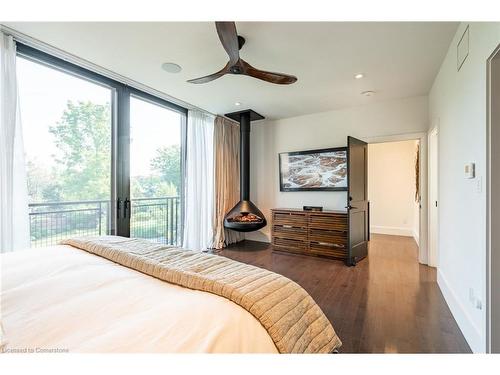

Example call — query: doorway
[367,139,421,253]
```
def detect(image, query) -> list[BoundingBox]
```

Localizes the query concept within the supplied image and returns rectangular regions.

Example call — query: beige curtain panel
[212,116,244,249]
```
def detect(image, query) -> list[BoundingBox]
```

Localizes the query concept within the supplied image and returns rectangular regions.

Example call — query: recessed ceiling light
[161,62,182,73]
[354,73,364,79]
[361,90,375,97]
[235,102,241,106]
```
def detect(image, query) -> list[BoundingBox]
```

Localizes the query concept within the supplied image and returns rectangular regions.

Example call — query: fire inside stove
[226,212,264,223]
[224,200,267,232]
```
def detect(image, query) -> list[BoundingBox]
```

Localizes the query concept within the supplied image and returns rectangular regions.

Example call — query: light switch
[464,162,475,179]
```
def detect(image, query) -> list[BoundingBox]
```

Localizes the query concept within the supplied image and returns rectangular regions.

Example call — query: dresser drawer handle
[317,242,345,248]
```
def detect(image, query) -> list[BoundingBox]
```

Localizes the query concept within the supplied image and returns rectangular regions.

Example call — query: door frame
[486,43,500,353]
[347,136,369,266]
[428,125,439,268]
[363,132,429,265]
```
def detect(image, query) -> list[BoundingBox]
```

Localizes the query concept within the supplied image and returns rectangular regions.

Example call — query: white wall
[247,95,429,242]
[368,140,419,241]
[429,22,500,353]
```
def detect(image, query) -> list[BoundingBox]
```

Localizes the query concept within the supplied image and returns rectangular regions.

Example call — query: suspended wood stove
[223,109,267,232]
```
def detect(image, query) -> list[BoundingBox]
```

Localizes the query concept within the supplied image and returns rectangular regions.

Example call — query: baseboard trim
[437,269,484,352]
[370,225,413,237]
[245,231,271,243]
[413,229,420,246]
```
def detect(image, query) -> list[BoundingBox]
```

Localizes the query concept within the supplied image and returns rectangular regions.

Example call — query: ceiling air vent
[457,25,469,72]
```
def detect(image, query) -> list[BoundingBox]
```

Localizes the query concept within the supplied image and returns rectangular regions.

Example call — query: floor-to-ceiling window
[17,56,115,247]
[16,44,186,247]
[129,96,183,245]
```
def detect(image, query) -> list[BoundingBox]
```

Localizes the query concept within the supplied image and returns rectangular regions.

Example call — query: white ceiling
[4,22,457,120]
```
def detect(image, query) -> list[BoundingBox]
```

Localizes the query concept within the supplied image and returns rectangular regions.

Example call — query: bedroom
[1,1,500,373]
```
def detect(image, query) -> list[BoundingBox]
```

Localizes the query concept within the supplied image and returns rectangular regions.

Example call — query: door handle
[116,198,122,219]
[123,198,130,219]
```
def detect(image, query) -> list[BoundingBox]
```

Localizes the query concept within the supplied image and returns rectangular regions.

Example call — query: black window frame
[16,42,188,242]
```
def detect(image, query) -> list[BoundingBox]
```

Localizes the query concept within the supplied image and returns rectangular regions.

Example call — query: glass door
[17,56,115,247]
[128,95,184,245]
[16,44,187,248]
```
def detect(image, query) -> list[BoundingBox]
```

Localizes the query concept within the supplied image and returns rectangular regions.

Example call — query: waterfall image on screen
[280,149,347,190]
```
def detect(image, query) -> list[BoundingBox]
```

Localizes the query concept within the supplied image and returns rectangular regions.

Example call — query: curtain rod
[0,24,233,121]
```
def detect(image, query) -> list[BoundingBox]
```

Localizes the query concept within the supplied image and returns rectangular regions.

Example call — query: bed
[1,237,341,353]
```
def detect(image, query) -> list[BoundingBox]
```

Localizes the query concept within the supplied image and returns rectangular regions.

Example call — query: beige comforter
[2,236,341,353]
[1,245,277,353]
[61,236,341,353]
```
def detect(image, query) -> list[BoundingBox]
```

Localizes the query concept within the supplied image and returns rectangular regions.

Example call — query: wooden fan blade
[215,22,240,64]
[187,63,230,84]
[241,60,297,85]
[187,71,226,84]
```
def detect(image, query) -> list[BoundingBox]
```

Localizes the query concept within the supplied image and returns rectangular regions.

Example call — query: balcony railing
[28,196,181,248]
[130,197,181,246]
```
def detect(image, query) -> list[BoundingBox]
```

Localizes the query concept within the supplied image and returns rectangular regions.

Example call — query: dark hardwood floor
[218,233,471,353]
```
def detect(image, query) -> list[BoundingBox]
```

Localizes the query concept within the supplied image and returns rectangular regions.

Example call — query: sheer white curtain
[182,110,215,251]
[0,33,30,252]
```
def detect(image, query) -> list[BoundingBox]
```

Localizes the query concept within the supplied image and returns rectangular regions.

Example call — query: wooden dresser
[271,208,349,260]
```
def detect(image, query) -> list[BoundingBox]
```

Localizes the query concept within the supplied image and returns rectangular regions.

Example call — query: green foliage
[131,176,178,198]
[26,160,61,202]
[27,100,182,246]
[28,100,180,203]
[49,101,111,201]
[150,144,181,193]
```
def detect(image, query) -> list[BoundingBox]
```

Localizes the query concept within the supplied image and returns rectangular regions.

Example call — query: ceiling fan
[187,22,297,85]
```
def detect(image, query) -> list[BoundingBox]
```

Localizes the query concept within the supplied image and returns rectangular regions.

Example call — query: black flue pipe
[239,111,251,201]
[223,109,266,232]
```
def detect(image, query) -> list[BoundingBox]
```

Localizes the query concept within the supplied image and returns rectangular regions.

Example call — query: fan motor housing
[230,66,242,74]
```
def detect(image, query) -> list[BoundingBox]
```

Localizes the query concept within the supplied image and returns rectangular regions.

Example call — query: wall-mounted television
[279,147,348,191]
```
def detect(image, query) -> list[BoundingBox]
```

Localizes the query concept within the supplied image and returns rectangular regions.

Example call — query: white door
[428,127,439,267]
